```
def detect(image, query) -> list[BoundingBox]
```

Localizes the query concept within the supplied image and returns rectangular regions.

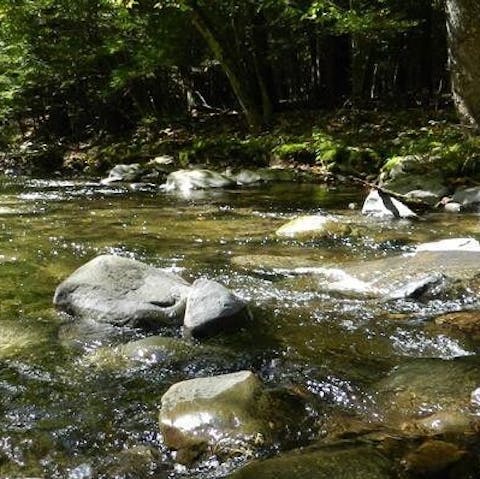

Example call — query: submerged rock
[361,189,417,219]
[86,335,234,370]
[402,440,465,474]
[434,311,480,335]
[0,320,47,359]
[87,336,194,369]
[275,215,350,238]
[374,357,480,435]
[231,254,321,272]
[229,445,394,479]
[159,371,303,463]
[183,279,251,339]
[164,169,235,192]
[53,255,190,327]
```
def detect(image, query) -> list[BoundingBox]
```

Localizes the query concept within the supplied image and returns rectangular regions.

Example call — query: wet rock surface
[85,335,236,370]
[159,371,304,463]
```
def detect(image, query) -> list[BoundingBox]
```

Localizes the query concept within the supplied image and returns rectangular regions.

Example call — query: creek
[1,176,480,478]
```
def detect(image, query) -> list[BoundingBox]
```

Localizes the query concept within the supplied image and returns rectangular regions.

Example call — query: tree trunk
[189,5,268,130]
[446,0,480,127]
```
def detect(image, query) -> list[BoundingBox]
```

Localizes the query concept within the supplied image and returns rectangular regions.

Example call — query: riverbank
[2,109,480,189]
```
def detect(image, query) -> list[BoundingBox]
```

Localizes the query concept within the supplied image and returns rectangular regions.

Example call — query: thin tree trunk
[446,0,480,127]
[189,6,265,130]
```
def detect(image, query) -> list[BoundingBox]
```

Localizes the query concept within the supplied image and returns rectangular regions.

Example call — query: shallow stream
[1,176,480,478]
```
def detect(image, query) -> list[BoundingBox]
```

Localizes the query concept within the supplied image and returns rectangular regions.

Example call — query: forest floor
[2,108,480,186]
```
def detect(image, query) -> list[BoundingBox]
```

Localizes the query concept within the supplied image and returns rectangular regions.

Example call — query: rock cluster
[54,254,250,337]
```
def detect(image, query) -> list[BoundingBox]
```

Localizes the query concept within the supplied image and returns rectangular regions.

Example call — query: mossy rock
[86,335,234,370]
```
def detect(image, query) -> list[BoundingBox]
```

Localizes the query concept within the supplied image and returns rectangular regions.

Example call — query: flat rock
[53,255,190,327]
[402,440,465,473]
[316,251,480,299]
[183,279,250,338]
[405,189,442,205]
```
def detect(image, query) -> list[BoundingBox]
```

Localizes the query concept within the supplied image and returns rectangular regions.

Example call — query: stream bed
[1,176,480,478]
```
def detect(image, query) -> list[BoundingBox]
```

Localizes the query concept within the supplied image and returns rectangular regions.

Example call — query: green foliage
[382,121,480,178]
[178,136,270,168]
[305,0,418,37]
[273,142,316,164]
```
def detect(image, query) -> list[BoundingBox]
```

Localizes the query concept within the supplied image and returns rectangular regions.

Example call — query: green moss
[273,142,316,164]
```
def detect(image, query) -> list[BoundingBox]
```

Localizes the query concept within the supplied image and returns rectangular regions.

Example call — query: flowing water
[1,176,480,478]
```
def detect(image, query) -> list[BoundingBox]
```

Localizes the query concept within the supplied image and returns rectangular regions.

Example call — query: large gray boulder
[159,371,302,463]
[183,279,251,338]
[164,169,235,192]
[53,255,190,327]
